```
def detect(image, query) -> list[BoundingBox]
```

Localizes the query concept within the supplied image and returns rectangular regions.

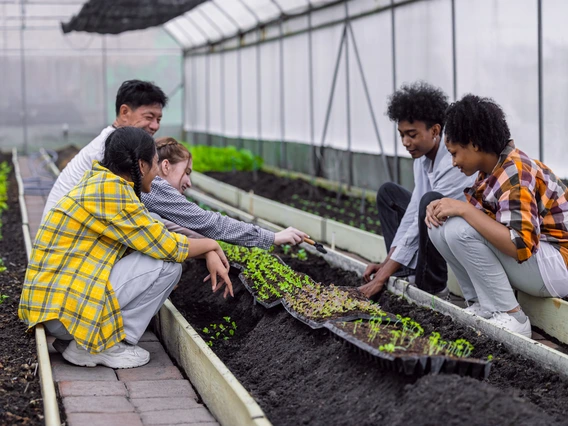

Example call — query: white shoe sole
[62,343,151,369]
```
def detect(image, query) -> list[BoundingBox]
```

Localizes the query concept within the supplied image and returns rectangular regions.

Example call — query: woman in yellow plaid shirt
[19,127,233,369]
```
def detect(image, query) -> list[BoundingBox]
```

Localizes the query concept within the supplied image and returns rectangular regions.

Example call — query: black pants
[376,182,447,294]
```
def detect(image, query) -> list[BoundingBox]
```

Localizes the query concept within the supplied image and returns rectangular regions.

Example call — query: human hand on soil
[203,251,234,298]
[359,276,386,299]
[274,227,309,246]
[363,263,383,283]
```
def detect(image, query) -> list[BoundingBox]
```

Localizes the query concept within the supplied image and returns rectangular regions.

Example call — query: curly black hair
[444,94,510,156]
[386,81,449,130]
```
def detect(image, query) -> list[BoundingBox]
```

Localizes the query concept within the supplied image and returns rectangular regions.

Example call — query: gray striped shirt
[141,176,274,249]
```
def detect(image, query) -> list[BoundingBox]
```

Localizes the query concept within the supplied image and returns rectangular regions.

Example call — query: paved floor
[18,156,219,426]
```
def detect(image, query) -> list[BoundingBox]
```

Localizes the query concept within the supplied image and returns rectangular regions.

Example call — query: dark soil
[0,161,44,425]
[206,171,382,234]
[171,245,568,426]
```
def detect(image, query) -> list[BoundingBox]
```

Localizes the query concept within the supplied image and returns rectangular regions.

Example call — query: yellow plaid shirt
[19,162,190,353]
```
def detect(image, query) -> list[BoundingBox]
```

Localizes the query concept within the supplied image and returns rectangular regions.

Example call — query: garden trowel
[304,237,328,254]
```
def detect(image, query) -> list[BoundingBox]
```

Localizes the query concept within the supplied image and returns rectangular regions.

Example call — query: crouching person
[360,82,476,299]
[19,127,233,368]
[427,95,568,338]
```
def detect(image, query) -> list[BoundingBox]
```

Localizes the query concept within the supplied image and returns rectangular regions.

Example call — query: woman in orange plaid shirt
[425,95,568,338]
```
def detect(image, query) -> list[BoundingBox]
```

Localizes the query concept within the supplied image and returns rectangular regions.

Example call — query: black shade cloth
[61,0,207,35]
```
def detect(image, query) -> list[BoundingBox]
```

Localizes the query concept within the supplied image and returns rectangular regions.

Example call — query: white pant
[428,217,568,312]
[45,252,182,344]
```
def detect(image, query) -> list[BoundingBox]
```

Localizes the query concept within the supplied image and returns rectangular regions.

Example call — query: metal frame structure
[176,0,550,188]
[3,0,551,179]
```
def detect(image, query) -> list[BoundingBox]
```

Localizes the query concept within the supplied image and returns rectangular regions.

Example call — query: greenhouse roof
[163,0,341,49]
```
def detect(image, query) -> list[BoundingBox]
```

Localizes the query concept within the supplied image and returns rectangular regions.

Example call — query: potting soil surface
[0,164,44,425]
[205,171,382,234]
[171,245,568,426]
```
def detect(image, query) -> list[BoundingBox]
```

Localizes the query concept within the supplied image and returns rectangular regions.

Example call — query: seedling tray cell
[324,323,492,379]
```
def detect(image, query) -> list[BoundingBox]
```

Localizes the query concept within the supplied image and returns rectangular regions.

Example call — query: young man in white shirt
[43,79,305,248]
[359,82,477,299]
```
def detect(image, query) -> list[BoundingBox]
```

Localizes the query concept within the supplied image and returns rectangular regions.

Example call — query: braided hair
[155,137,191,165]
[101,127,156,200]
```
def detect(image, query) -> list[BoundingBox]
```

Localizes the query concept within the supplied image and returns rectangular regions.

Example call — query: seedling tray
[281,298,381,329]
[238,273,283,309]
[324,322,492,379]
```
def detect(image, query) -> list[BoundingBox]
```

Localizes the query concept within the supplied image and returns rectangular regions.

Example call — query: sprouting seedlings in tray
[284,283,386,321]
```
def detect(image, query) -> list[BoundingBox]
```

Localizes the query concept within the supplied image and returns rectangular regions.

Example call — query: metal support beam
[237,45,243,149]
[185,0,421,54]
[102,35,108,125]
[211,1,242,34]
[237,0,261,24]
[344,2,353,188]
[537,0,544,162]
[256,29,263,158]
[197,8,224,40]
[308,6,317,177]
[390,0,398,184]
[19,0,28,154]
[279,20,286,169]
[319,25,347,169]
[221,51,226,146]
[181,53,187,140]
[205,53,211,145]
[347,22,392,182]
[186,14,212,45]
[451,0,457,101]
[191,55,198,142]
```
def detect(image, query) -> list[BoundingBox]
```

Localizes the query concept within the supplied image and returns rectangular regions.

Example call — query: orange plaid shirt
[465,144,568,266]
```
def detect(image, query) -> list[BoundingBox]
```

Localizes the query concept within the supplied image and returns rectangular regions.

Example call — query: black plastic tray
[238,273,283,309]
[324,322,491,379]
[231,257,311,309]
[281,297,383,329]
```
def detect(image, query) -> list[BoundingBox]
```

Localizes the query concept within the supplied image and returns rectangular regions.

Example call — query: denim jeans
[376,182,447,294]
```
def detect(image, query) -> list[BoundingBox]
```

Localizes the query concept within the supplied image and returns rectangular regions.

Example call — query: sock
[508,309,528,324]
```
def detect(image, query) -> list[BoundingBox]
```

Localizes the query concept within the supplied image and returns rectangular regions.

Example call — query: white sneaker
[464,302,492,319]
[487,312,532,338]
[62,340,150,369]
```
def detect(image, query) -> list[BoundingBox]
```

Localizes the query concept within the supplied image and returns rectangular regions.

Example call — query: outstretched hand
[203,251,234,298]
[274,227,309,246]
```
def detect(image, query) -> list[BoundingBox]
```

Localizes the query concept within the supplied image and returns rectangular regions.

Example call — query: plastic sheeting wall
[0,12,183,152]
[184,0,568,179]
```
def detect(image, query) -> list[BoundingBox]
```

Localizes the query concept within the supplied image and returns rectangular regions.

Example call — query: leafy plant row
[181,143,263,173]
[0,161,10,302]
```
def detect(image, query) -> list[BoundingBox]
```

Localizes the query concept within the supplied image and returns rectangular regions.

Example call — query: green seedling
[202,316,237,347]
[0,294,8,304]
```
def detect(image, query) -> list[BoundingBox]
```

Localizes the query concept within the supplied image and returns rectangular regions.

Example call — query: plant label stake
[304,237,328,254]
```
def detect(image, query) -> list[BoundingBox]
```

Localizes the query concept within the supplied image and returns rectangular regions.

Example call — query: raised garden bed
[171,244,568,425]
[206,170,382,234]
[0,158,43,425]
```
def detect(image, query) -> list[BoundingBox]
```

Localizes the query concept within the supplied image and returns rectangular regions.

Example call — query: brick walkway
[18,155,219,426]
